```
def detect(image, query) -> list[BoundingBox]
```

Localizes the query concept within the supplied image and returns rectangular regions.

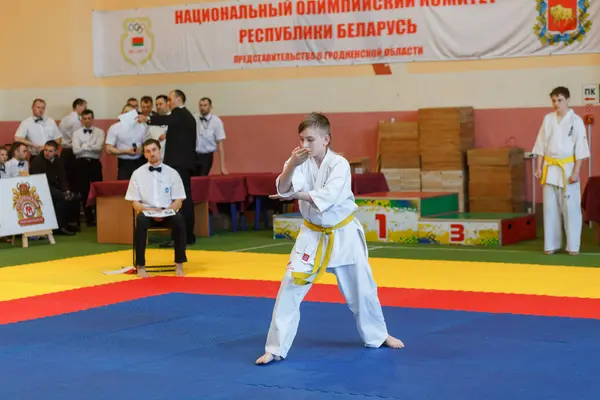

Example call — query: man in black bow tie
[125,139,188,278]
[72,109,105,226]
[14,99,61,165]
[4,142,30,178]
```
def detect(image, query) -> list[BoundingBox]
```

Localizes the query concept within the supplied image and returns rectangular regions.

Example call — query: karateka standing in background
[255,112,404,365]
[533,86,590,255]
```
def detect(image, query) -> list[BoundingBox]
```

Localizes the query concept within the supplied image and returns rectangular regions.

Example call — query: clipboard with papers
[142,209,176,218]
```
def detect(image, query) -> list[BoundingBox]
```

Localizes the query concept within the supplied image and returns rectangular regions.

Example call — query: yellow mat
[2,250,600,302]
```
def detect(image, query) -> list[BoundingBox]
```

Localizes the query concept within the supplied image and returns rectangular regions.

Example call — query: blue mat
[1,293,599,399]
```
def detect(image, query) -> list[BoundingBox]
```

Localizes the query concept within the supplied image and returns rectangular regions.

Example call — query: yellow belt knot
[541,155,576,190]
[292,213,355,286]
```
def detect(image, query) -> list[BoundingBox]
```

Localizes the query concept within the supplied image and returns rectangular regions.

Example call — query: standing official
[72,109,105,226]
[137,89,197,246]
[14,99,61,164]
[193,97,228,176]
[59,98,87,191]
[105,104,148,180]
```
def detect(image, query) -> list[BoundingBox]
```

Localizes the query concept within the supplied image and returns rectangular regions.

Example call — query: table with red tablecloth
[87,172,389,244]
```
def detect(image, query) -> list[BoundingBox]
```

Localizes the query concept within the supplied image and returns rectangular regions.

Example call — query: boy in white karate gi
[256,113,404,365]
[533,86,590,255]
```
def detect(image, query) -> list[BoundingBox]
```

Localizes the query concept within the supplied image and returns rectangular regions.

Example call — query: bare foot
[176,264,185,277]
[137,267,148,278]
[544,250,556,255]
[255,352,281,365]
[384,335,405,349]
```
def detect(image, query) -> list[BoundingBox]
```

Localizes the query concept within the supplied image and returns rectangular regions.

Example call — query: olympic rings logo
[128,22,145,34]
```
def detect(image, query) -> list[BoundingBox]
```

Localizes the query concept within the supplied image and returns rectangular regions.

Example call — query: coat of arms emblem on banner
[120,17,155,66]
[12,182,45,226]
[534,0,592,45]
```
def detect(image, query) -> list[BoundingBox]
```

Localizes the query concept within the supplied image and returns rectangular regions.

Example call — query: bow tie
[200,117,208,121]
[84,128,92,134]
[0,165,5,172]
[34,117,43,123]
[18,161,25,167]
[149,166,162,173]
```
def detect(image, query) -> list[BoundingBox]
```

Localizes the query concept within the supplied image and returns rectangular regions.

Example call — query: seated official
[30,140,80,235]
[125,139,187,278]
[5,142,30,178]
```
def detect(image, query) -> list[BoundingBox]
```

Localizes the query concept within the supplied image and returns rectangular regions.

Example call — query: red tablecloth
[582,176,600,223]
[87,172,389,207]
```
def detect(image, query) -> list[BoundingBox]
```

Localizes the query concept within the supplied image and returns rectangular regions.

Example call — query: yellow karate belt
[541,155,575,190]
[292,213,355,286]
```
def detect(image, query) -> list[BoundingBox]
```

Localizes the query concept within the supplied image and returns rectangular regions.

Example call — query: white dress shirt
[4,158,29,178]
[147,113,169,159]
[58,111,82,148]
[194,113,226,154]
[105,121,149,160]
[15,116,61,155]
[73,126,105,159]
[125,162,186,208]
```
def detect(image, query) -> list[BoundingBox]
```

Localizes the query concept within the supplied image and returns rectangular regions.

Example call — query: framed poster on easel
[0,174,59,247]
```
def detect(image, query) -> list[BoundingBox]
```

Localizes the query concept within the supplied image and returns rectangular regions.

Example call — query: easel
[12,230,56,248]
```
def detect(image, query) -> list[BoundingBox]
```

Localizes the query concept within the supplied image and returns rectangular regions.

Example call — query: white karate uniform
[263,149,389,359]
[532,109,590,253]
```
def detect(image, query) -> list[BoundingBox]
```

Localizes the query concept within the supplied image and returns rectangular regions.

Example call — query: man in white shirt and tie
[105,104,149,180]
[194,97,228,176]
[59,98,87,191]
[125,138,188,278]
[14,99,62,164]
[73,109,105,226]
[4,142,30,178]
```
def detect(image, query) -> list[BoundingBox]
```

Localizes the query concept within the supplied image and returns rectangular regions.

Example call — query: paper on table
[142,209,176,218]
[119,109,139,130]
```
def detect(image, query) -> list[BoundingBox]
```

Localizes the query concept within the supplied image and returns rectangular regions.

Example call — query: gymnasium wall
[1,0,599,203]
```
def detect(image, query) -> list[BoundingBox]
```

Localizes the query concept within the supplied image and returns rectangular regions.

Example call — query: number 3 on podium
[450,223,465,242]
[375,214,387,239]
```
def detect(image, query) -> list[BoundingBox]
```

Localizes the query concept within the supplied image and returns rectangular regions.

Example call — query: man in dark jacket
[30,140,80,235]
[137,89,196,245]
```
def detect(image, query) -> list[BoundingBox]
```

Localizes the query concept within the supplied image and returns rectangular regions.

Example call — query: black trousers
[61,147,77,192]
[75,157,103,224]
[173,166,195,244]
[50,187,80,230]
[117,157,145,180]
[194,152,214,176]
[135,212,187,267]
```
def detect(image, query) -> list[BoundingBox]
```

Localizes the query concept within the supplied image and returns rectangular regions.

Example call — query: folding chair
[132,209,176,273]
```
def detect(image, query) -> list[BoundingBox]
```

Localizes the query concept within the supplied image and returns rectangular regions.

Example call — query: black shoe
[54,228,75,236]
[187,234,196,245]
[159,240,174,248]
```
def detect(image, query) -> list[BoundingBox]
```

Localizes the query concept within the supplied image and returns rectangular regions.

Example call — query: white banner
[0,174,58,237]
[92,0,599,77]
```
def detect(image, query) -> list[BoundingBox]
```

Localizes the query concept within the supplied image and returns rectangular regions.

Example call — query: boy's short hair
[550,86,570,99]
[298,112,332,146]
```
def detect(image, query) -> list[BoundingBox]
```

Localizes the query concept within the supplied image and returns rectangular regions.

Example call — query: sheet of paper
[142,209,176,218]
[119,109,139,130]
